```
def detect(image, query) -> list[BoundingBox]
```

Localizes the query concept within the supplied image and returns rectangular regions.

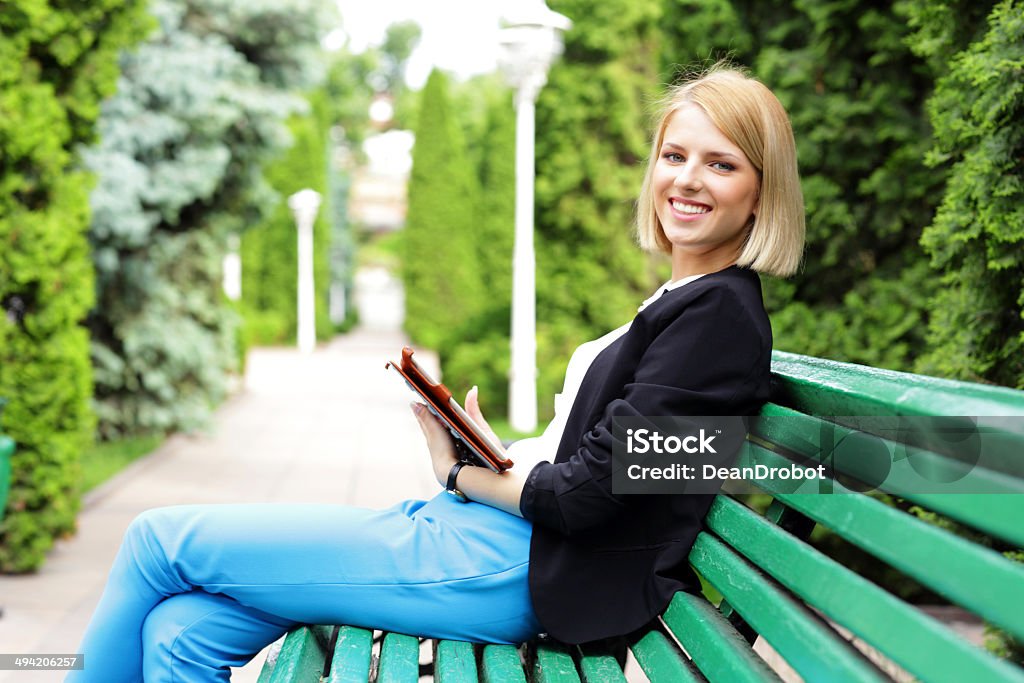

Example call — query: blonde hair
[636,65,805,277]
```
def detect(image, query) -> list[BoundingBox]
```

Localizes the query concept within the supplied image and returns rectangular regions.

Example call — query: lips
[670,198,711,215]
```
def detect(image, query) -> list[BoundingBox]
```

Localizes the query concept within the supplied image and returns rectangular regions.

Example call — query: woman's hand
[411,402,459,487]
[412,387,526,516]
[412,385,506,486]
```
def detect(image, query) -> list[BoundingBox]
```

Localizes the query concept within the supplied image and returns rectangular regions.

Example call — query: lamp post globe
[288,189,322,355]
[498,1,571,433]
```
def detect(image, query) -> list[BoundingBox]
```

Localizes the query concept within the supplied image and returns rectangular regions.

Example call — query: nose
[674,161,702,192]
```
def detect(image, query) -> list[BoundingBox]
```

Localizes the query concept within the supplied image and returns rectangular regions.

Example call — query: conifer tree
[85,0,332,438]
[403,69,483,350]
[442,87,516,413]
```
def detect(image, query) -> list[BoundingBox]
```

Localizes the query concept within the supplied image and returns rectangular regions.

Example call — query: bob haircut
[636,66,805,277]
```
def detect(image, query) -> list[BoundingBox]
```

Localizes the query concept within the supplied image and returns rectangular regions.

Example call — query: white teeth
[672,200,710,214]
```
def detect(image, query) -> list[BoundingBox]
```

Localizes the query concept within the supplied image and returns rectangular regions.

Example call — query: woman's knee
[142,592,293,682]
[120,507,197,593]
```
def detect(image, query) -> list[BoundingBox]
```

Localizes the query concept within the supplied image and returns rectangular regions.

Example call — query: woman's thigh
[134,496,539,643]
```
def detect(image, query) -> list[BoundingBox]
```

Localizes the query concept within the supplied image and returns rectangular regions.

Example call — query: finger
[465,387,503,448]
[411,403,429,435]
[466,385,485,421]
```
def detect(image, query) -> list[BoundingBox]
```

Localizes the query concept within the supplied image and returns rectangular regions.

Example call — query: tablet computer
[386,347,513,472]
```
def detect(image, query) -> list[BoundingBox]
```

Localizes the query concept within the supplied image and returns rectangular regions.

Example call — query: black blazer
[519,265,772,644]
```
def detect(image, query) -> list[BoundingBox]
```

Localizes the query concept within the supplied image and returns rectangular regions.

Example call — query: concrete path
[0,268,439,681]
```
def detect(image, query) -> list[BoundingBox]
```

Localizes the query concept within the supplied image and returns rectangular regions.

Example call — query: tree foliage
[402,69,484,350]
[240,25,422,347]
[659,0,942,371]
[442,81,517,413]
[530,0,663,417]
[912,0,1024,387]
[0,0,151,571]
[240,98,333,347]
[85,0,331,439]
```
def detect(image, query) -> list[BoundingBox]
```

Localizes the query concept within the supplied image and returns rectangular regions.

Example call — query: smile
[670,199,711,215]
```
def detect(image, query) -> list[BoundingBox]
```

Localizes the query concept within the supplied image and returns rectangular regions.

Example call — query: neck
[671,250,738,280]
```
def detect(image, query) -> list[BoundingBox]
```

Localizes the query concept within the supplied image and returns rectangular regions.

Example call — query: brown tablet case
[386,347,514,472]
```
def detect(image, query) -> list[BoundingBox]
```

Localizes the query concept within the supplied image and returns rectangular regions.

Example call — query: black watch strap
[445,460,470,503]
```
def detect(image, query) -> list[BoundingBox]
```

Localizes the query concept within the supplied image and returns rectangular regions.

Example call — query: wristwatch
[445,460,470,503]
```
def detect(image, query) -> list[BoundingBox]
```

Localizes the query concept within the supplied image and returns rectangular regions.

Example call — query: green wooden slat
[742,443,1024,641]
[436,640,478,683]
[256,651,275,683]
[752,406,1024,545]
[770,350,1024,416]
[480,645,527,683]
[377,633,420,683]
[629,630,702,682]
[691,532,890,683]
[532,642,582,683]
[904,491,1024,546]
[325,626,372,683]
[661,592,782,683]
[753,405,1024,495]
[576,644,627,683]
[264,626,328,683]
[707,496,1024,683]
[0,434,13,521]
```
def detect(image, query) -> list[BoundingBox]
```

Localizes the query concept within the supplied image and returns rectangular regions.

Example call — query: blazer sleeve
[519,284,770,536]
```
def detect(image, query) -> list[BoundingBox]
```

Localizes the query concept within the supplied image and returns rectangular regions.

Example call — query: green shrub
[913,0,1024,388]
[0,0,151,572]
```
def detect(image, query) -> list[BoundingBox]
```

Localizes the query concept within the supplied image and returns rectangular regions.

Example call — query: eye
[663,151,684,163]
[711,161,735,172]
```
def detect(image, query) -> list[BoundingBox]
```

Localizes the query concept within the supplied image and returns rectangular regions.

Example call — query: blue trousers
[67,494,540,682]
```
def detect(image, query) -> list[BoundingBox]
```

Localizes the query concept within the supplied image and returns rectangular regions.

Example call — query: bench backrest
[660,351,1024,682]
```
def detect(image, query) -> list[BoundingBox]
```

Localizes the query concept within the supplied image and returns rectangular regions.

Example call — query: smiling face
[653,103,761,278]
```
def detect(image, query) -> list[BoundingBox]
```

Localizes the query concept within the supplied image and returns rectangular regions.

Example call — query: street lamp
[498,1,572,433]
[288,188,322,355]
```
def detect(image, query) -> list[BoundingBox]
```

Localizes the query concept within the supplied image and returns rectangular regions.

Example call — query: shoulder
[645,266,768,330]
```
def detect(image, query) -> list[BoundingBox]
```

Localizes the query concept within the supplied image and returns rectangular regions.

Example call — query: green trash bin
[0,398,13,522]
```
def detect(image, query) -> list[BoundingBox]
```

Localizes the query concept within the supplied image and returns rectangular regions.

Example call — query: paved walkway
[0,269,438,681]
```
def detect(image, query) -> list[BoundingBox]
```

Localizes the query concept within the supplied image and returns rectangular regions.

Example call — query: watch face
[445,488,468,503]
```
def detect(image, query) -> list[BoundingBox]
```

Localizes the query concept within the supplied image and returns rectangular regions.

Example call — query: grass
[80,434,163,494]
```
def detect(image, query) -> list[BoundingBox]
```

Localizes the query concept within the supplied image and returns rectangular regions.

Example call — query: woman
[69,65,804,681]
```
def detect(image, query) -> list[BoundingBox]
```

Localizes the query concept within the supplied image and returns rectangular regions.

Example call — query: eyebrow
[661,142,742,162]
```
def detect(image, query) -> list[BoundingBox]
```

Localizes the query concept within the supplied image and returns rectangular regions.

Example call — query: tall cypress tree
[442,86,517,413]
[403,69,483,350]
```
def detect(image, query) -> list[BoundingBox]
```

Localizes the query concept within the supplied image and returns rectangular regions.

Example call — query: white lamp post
[222,233,242,302]
[288,189,322,355]
[499,1,572,433]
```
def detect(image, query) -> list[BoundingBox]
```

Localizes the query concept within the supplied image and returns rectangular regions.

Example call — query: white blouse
[506,273,706,472]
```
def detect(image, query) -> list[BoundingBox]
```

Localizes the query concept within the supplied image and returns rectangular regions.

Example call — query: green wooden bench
[0,398,14,523]
[257,352,1024,682]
